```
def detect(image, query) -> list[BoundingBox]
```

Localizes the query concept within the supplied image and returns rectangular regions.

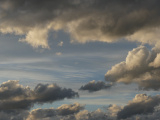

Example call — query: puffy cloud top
[117,94,160,119]
[105,46,160,90]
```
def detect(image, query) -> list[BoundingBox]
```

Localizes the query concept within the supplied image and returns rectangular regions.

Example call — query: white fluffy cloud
[105,46,160,90]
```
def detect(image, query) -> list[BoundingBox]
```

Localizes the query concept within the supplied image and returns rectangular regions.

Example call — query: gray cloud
[57,103,84,116]
[33,83,79,103]
[0,80,78,110]
[105,46,160,90]
[27,106,108,120]
[79,80,112,92]
[0,110,29,120]
[0,103,107,120]
[117,94,160,119]
[27,103,84,119]
[2,93,160,120]
[1,0,160,48]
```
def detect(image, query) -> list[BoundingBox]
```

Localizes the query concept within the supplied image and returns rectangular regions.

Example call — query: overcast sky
[0,0,160,120]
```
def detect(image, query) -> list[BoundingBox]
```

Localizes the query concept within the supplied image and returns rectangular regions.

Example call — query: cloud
[0,80,78,110]
[57,103,84,116]
[19,27,49,48]
[1,0,160,48]
[105,46,160,90]
[79,80,112,92]
[27,107,108,120]
[0,102,107,120]
[58,41,64,47]
[27,103,84,120]
[56,52,62,56]
[1,94,160,120]
[108,104,123,118]
[0,110,29,120]
[117,94,160,119]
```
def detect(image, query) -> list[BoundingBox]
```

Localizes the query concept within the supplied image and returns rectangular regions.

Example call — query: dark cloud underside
[1,0,160,48]
[0,80,78,110]
[79,80,112,92]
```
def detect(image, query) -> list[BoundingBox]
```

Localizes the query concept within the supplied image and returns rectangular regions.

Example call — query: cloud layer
[6,94,160,120]
[1,0,160,48]
[105,46,160,90]
[27,107,108,120]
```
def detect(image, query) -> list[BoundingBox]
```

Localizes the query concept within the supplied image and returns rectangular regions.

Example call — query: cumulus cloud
[27,107,108,120]
[57,103,84,116]
[79,80,112,92]
[0,102,108,120]
[2,93,160,120]
[117,94,160,119]
[0,80,78,110]
[27,103,84,120]
[105,46,160,90]
[108,104,123,118]
[1,0,160,48]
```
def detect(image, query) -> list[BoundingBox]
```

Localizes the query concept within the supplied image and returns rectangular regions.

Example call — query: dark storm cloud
[1,0,160,48]
[79,80,112,92]
[0,80,78,110]
[117,94,160,119]
[105,46,160,90]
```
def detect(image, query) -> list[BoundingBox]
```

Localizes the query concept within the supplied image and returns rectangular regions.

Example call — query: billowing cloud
[2,93,160,120]
[1,0,160,48]
[79,80,112,92]
[117,94,160,119]
[27,103,84,120]
[27,107,108,120]
[105,46,160,90]
[108,104,123,118]
[0,80,78,110]
[0,103,108,120]
[57,103,84,116]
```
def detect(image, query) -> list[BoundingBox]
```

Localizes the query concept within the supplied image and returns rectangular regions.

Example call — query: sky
[1,0,160,120]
